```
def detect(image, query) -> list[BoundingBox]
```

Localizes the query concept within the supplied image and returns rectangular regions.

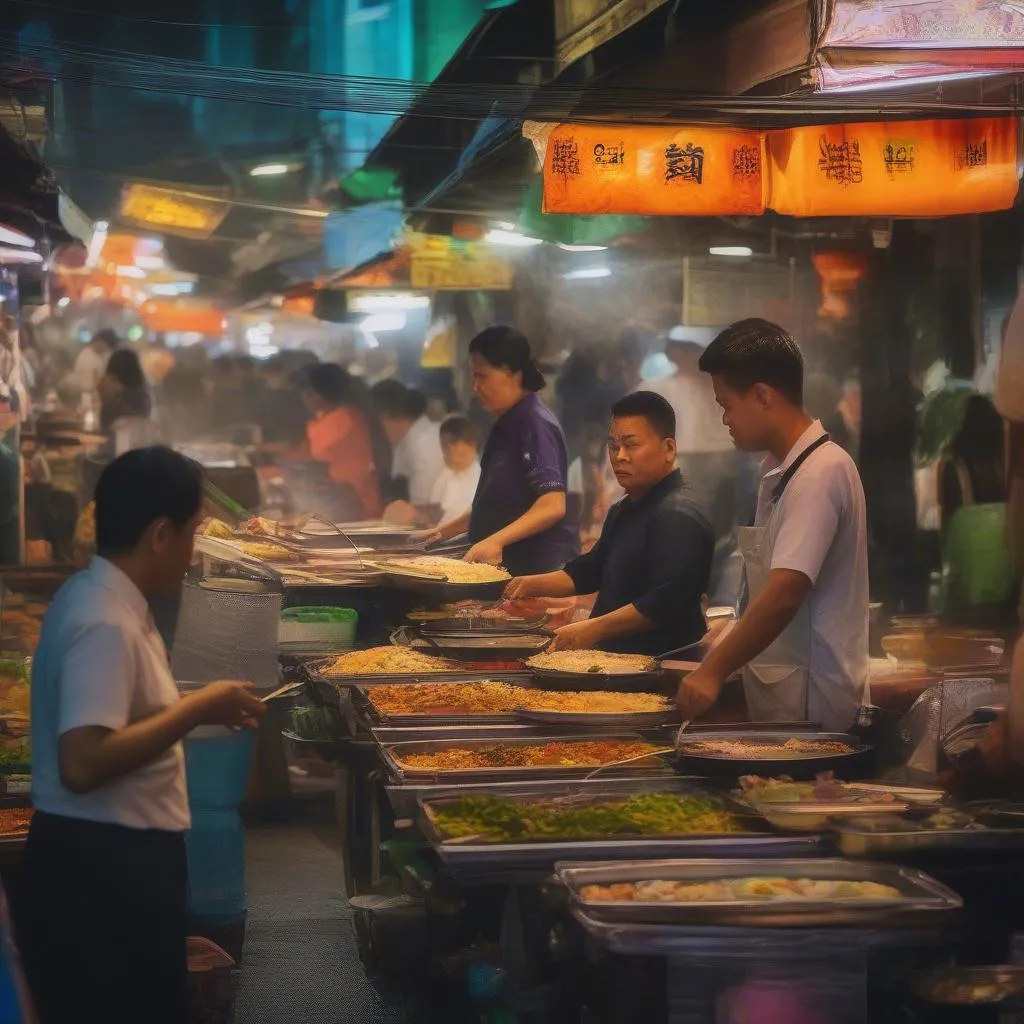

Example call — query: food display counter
[185,508,1024,1021]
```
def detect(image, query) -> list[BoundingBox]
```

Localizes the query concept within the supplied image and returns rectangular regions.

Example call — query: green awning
[516,176,646,246]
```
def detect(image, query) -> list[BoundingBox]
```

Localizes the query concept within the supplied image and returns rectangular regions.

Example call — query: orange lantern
[542,124,766,216]
[139,300,225,335]
[767,117,1018,217]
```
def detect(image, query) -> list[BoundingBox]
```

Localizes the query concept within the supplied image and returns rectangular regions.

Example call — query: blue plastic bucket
[186,807,246,921]
[184,727,255,810]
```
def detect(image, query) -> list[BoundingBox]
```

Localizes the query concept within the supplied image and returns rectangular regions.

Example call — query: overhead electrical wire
[2,33,1023,125]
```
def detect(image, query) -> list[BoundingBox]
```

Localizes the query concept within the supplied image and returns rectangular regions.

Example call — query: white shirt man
[747,420,870,727]
[392,414,445,506]
[31,557,190,831]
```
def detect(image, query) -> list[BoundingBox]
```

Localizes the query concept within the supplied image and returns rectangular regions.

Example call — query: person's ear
[148,517,175,555]
[751,383,773,410]
[664,437,677,461]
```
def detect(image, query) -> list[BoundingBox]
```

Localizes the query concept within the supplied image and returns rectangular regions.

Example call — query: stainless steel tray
[305,662,535,688]
[526,664,665,692]
[354,683,526,728]
[831,812,1024,856]
[418,778,820,875]
[554,857,962,928]
[513,708,677,729]
[384,771,682,819]
[379,732,670,783]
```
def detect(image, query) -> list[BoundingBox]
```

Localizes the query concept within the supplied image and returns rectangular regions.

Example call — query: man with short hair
[676,319,869,731]
[16,446,265,1024]
[506,391,713,656]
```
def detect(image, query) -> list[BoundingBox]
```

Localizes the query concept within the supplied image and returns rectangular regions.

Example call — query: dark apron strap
[738,433,831,611]
[771,433,831,505]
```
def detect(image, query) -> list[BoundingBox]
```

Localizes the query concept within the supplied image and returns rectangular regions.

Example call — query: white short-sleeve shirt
[31,558,190,832]
[392,415,445,506]
[430,462,481,526]
[753,421,870,706]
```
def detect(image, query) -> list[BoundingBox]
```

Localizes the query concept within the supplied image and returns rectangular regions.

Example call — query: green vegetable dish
[428,792,743,844]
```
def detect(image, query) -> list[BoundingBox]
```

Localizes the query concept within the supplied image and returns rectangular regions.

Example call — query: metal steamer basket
[417,777,821,876]
[554,858,962,928]
[674,731,873,781]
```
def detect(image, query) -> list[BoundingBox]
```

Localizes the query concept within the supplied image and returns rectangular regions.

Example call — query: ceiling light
[57,297,71,308]
[485,229,543,248]
[349,293,430,313]
[250,163,292,177]
[563,266,611,280]
[0,248,42,264]
[0,225,34,248]
[361,312,407,332]
[709,246,753,257]
[115,265,146,279]
[557,243,607,252]
[136,255,165,271]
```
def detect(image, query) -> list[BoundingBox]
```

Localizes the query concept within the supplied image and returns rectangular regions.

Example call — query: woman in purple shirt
[432,327,578,576]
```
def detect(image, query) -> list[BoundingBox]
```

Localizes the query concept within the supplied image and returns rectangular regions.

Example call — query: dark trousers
[13,811,187,1024]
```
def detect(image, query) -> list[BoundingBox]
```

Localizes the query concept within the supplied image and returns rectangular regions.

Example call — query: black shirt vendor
[506,391,713,657]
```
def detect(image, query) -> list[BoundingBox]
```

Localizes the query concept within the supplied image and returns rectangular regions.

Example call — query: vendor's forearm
[491,492,565,549]
[526,570,578,598]
[700,569,810,681]
[588,603,655,642]
[437,510,471,541]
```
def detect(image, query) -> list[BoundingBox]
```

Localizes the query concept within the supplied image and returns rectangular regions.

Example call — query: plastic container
[184,727,255,810]
[186,808,246,922]
[278,606,357,652]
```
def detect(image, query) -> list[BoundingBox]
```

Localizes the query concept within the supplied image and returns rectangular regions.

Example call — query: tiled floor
[234,798,407,1024]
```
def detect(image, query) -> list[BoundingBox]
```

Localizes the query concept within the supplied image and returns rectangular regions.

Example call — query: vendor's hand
[465,536,503,566]
[190,681,266,731]
[675,664,724,721]
[550,618,604,652]
[504,576,538,601]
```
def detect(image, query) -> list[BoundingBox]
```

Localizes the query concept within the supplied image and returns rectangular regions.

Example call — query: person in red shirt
[300,364,383,518]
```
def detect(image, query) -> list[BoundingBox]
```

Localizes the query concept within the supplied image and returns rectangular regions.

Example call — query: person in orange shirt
[300,364,383,518]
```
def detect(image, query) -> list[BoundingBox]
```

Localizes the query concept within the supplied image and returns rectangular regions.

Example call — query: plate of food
[675,731,872,781]
[912,966,1024,1007]
[373,556,511,600]
[525,650,662,689]
[735,775,932,831]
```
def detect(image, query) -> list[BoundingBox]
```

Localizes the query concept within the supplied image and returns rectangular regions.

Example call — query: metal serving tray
[676,730,873,781]
[395,627,553,662]
[379,731,670,783]
[383,771,681,820]
[831,812,1024,856]
[305,660,535,689]
[418,778,821,876]
[355,683,530,728]
[526,666,668,692]
[554,857,962,928]
[513,708,677,729]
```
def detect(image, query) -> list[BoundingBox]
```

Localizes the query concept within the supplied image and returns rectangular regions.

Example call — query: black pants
[13,811,187,1024]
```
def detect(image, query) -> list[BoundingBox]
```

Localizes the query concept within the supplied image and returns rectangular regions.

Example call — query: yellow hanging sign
[120,184,229,238]
[541,124,766,216]
[768,117,1019,217]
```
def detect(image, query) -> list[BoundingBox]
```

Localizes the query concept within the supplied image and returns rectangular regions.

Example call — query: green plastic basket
[278,607,357,651]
